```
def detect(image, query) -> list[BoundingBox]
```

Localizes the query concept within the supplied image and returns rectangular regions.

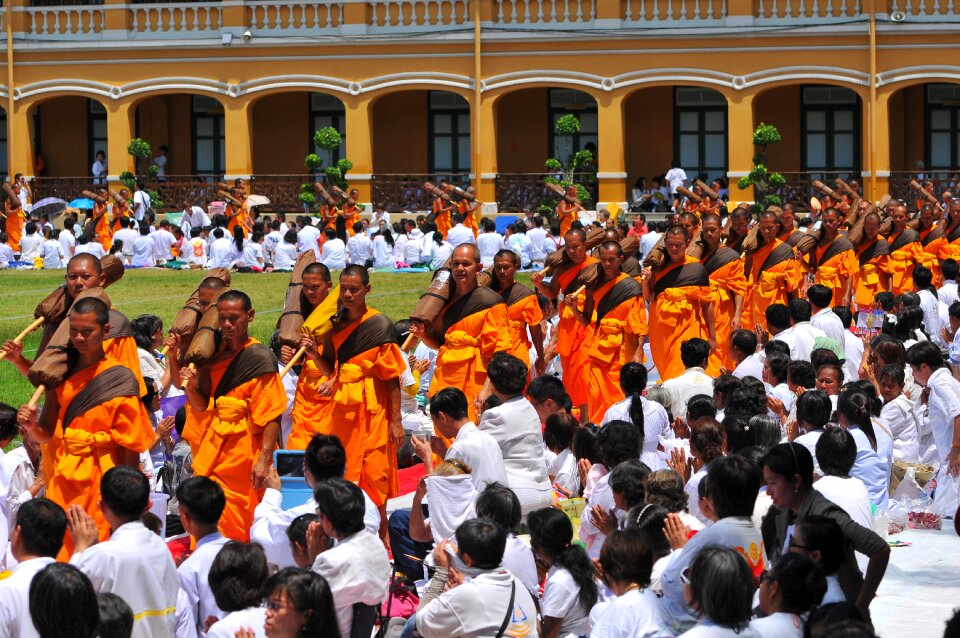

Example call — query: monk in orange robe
[641,225,717,382]
[798,207,857,307]
[741,212,803,331]
[182,290,287,541]
[284,263,335,450]
[341,189,361,237]
[777,204,804,247]
[490,249,545,374]
[2,196,25,252]
[457,186,481,239]
[724,207,751,255]
[17,296,154,557]
[312,266,405,527]
[939,200,960,262]
[411,244,512,430]
[433,194,457,238]
[573,241,646,423]
[853,212,890,310]
[556,185,581,238]
[91,191,113,253]
[110,189,132,234]
[700,214,746,374]
[226,189,251,238]
[882,204,924,295]
[918,203,946,284]
[530,228,597,418]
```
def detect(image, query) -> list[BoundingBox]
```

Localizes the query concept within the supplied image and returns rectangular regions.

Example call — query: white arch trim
[877,66,960,88]
[13,73,476,102]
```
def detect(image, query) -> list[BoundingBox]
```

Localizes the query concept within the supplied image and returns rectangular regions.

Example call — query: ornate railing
[369,0,474,31]
[494,172,598,213]
[887,171,959,207]
[30,176,103,203]
[129,2,223,36]
[370,173,472,212]
[753,0,859,25]
[492,0,594,26]
[246,0,343,35]
[249,174,323,213]
[31,175,224,214]
[21,4,105,38]
[623,0,725,22]
[767,171,862,211]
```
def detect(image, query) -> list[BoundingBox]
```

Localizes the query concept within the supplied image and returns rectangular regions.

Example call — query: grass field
[0,268,437,407]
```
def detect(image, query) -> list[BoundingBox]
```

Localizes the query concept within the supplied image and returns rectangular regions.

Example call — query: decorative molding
[739,66,870,88]
[480,173,498,180]
[876,65,960,88]
[596,172,628,179]
[726,171,749,178]
[348,173,373,181]
[876,171,891,178]
[860,171,872,177]
[14,77,232,101]
[224,174,252,180]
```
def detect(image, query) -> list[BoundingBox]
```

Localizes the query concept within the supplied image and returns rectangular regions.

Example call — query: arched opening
[888,82,960,203]
[32,96,107,178]
[623,85,727,207]
[493,87,598,211]
[370,89,471,211]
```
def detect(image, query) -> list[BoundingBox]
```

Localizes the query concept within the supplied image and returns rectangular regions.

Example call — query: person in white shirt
[153,146,168,179]
[182,227,209,269]
[206,228,236,270]
[40,228,65,269]
[250,434,380,569]
[296,216,322,259]
[938,258,959,305]
[665,159,688,195]
[18,222,43,263]
[730,329,763,380]
[639,221,664,262]
[877,365,920,463]
[476,219,504,267]
[204,542,269,638]
[319,227,346,270]
[240,232,266,272]
[91,150,107,185]
[132,182,151,222]
[370,205,390,232]
[446,213,475,248]
[0,237,12,268]
[346,221,373,266]
[75,234,106,260]
[0,498,65,638]
[309,480,391,638]
[905,342,960,517]
[411,519,538,638]
[474,484,540,599]
[372,228,396,269]
[776,299,826,362]
[915,266,945,346]
[58,225,77,259]
[590,529,663,638]
[478,352,552,515]
[662,338,715,416]
[751,552,826,638]
[763,351,797,418]
[152,220,177,264]
[273,229,299,271]
[812,429,873,531]
[505,222,533,268]
[526,216,549,264]
[601,362,673,471]
[263,220,283,266]
[179,201,210,235]
[68,467,179,638]
[419,224,436,264]
[808,284,847,345]
[429,232,453,271]
[403,220,423,266]
[112,217,139,264]
[175,477,230,636]
[131,225,155,267]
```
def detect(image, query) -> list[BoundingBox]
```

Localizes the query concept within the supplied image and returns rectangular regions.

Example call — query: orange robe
[557,202,577,238]
[648,256,711,382]
[920,225,946,285]
[853,239,890,308]
[192,338,287,541]
[342,203,360,237]
[110,203,131,234]
[44,358,154,556]
[940,224,960,263]
[702,247,747,375]
[500,283,543,367]
[4,203,24,252]
[554,258,598,408]
[585,274,646,424]
[429,286,512,430]
[433,199,453,237]
[742,240,803,331]
[93,202,113,252]
[286,359,333,450]
[227,202,251,238]
[813,237,857,306]
[458,200,480,238]
[886,229,924,295]
[320,204,340,231]
[317,309,405,505]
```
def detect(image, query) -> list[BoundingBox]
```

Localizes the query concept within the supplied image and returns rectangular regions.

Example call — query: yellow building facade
[1,0,959,211]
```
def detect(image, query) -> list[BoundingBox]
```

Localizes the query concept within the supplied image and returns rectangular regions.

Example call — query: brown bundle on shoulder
[542,226,605,275]
[181,288,230,372]
[163,268,231,358]
[910,180,939,206]
[643,229,706,269]
[27,287,112,406]
[277,252,317,349]
[676,186,702,204]
[403,269,455,352]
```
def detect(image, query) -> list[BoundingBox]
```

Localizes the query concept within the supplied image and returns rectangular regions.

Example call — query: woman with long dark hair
[601,362,672,471]
[835,387,890,509]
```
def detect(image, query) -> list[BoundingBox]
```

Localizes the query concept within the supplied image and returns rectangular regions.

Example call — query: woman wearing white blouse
[750,553,826,638]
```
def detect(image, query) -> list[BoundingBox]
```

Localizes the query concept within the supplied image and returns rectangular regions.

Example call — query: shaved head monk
[17,296,153,557]
[410,244,512,430]
[741,211,802,332]
[181,290,287,541]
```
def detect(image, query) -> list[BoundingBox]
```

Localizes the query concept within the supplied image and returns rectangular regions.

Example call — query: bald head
[452,243,481,264]
[68,253,102,276]
[199,277,228,290]
[564,227,587,244]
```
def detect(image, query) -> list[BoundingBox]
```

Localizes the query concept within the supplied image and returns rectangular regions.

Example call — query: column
[867,90,890,201]
[105,99,135,182]
[596,91,626,206]
[223,98,253,180]
[6,101,36,179]
[475,92,498,208]
[725,89,756,203]
[344,94,374,204]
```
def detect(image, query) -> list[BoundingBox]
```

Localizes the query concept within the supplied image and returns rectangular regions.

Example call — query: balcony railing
[129,2,223,36]
[767,171,862,212]
[371,173,472,212]
[31,175,225,214]
[495,172,598,213]
[887,171,959,206]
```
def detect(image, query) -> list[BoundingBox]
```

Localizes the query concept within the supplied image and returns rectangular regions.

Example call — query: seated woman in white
[475,483,540,600]
[601,362,673,471]
[678,547,759,638]
[876,365,920,463]
[544,412,582,498]
[590,529,662,638]
[409,460,477,547]
[751,553,827,638]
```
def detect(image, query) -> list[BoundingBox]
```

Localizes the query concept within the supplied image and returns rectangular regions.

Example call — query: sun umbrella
[32,197,67,219]
[246,194,270,207]
[68,198,95,210]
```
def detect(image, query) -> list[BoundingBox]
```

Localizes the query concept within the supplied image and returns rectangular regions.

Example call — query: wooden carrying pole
[694,179,719,200]
[0,316,44,362]
[27,385,45,408]
[909,180,939,206]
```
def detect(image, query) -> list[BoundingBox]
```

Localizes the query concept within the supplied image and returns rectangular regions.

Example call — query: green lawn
[0,268,436,407]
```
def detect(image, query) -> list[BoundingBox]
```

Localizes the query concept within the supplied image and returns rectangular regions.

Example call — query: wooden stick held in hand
[280,346,306,379]
[27,385,45,409]
[180,363,195,390]
[0,317,45,363]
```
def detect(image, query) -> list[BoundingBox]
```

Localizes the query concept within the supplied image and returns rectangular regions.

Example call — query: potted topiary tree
[119,137,164,210]
[539,114,594,219]
[737,123,785,214]
[299,127,352,214]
